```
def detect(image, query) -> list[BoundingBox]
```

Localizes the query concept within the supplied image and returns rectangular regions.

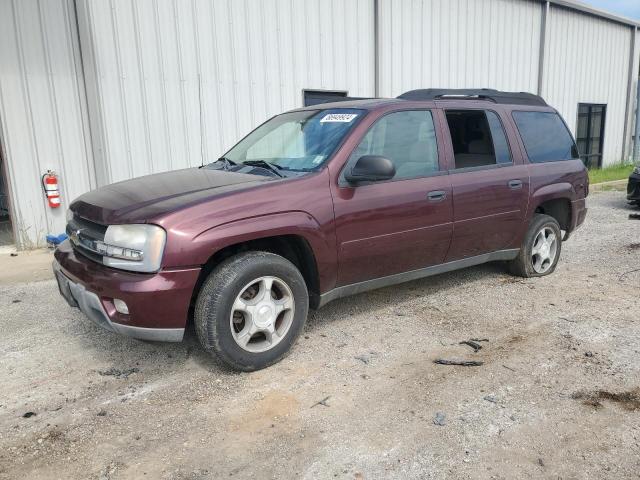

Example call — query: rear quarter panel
[502,106,588,245]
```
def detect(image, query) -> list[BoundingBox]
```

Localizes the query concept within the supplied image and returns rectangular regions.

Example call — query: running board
[317,249,520,308]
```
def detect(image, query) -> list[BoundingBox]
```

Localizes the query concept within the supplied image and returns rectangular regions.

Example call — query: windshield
[215,108,364,176]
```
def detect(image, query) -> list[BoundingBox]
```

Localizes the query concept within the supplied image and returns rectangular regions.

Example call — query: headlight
[99,224,166,273]
[634,166,640,175]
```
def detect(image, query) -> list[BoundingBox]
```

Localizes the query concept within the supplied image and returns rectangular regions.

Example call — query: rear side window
[445,110,512,169]
[350,110,439,180]
[512,111,579,163]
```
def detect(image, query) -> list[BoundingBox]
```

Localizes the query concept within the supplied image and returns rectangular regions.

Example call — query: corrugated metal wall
[542,5,633,165]
[377,0,543,96]
[76,0,375,185]
[631,29,640,162]
[0,0,638,247]
[377,0,638,165]
[0,0,95,247]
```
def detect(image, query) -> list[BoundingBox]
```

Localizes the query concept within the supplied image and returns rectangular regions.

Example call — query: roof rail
[397,88,547,106]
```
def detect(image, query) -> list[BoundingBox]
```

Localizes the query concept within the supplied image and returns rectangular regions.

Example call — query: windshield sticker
[312,155,324,165]
[320,113,358,123]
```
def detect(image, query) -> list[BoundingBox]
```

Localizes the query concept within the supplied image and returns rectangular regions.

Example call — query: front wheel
[508,214,562,278]
[195,251,309,371]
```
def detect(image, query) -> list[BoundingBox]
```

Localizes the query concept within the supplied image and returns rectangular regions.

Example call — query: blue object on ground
[46,233,68,246]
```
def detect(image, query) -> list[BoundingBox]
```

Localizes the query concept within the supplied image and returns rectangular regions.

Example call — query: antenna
[198,73,205,167]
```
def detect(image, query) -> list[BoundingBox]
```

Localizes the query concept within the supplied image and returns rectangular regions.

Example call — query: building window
[576,104,606,168]
[303,90,347,106]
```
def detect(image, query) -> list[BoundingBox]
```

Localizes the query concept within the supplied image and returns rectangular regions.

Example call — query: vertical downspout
[634,80,640,163]
[537,1,549,96]
[373,0,379,98]
[624,26,638,163]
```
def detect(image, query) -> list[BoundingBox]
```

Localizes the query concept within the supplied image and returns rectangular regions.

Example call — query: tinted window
[350,110,439,180]
[486,111,512,164]
[512,111,579,163]
[445,110,511,169]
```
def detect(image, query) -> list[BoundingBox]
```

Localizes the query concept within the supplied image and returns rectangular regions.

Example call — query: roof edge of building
[548,0,640,29]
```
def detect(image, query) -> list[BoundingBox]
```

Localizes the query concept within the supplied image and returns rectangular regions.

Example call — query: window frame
[576,103,606,168]
[441,107,515,174]
[511,109,580,164]
[338,108,446,187]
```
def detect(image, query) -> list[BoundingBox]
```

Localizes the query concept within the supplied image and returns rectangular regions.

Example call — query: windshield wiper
[200,157,237,170]
[216,157,237,170]
[242,160,284,177]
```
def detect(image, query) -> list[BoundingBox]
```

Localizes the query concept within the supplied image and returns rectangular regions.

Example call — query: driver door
[331,109,453,286]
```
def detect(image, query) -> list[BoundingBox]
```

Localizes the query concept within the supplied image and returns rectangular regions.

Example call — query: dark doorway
[303,89,348,106]
[576,103,606,168]
[0,151,15,246]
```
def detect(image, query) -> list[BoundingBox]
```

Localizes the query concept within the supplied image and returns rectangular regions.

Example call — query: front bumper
[53,240,201,342]
[627,173,640,202]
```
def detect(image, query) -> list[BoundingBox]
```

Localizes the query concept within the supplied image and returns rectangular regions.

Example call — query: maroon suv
[54,88,588,371]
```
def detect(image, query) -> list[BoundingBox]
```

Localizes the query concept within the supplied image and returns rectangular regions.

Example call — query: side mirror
[344,155,395,184]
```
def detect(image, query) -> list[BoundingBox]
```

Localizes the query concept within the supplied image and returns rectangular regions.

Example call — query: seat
[454,139,495,168]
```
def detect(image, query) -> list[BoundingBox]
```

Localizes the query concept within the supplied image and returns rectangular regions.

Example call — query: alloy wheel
[531,226,558,274]
[229,276,295,353]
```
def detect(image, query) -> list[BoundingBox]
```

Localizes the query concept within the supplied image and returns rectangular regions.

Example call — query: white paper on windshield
[319,113,358,123]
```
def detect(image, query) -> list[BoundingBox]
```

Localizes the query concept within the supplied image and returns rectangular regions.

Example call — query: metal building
[0,0,639,249]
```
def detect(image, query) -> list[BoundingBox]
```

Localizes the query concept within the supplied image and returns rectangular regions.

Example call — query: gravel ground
[1,190,639,480]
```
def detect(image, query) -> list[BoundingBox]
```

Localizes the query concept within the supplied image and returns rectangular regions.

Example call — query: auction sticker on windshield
[320,113,358,123]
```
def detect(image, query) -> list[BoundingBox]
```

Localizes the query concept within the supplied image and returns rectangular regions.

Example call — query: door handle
[427,190,447,202]
[508,179,523,189]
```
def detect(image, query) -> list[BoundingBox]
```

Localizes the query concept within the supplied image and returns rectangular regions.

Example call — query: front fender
[182,211,337,293]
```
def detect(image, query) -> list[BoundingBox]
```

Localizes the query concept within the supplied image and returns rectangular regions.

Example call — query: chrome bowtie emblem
[69,228,82,244]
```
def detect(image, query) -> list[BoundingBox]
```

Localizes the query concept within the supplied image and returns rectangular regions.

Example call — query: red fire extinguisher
[42,170,61,208]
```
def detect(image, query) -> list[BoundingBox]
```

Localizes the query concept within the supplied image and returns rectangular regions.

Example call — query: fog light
[114,298,129,315]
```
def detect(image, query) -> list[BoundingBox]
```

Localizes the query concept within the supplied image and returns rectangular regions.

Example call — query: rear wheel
[508,214,562,278]
[195,251,309,371]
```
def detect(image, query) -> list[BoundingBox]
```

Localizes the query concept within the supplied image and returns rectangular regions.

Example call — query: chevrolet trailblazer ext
[54,89,588,371]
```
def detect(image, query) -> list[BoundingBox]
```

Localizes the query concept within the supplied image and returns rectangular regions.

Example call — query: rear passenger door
[441,108,530,261]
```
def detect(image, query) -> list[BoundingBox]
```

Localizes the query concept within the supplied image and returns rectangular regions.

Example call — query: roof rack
[397,88,547,106]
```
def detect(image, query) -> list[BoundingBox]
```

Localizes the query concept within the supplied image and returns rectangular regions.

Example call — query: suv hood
[71,168,271,224]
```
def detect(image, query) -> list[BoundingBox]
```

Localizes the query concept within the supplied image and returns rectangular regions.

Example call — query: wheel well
[191,235,321,310]
[535,198,571,231]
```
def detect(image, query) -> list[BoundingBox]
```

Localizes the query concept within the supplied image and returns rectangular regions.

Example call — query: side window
[445,110,512,169]
[349,110,439,180]
[486,111,512,164]
[512,111,579,163]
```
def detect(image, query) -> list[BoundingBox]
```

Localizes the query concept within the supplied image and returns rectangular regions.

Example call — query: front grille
[66,215,107,264]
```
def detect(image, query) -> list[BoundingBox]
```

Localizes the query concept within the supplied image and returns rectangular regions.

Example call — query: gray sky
[581,0,640,20]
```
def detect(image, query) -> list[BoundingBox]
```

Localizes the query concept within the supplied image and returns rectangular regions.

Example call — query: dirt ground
[1,190,639,480]
[0,249,53,286]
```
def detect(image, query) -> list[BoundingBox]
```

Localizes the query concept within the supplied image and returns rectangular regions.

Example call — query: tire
[508,214,562,278]
[195,251,309,371]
